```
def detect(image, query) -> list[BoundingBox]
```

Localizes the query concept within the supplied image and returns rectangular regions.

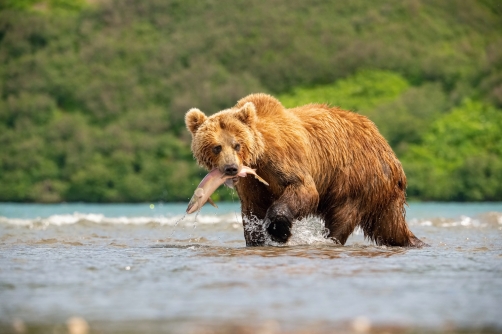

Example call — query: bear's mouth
[186,166,269,214]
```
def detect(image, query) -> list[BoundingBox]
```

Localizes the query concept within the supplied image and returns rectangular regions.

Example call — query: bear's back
[236,93,399,173]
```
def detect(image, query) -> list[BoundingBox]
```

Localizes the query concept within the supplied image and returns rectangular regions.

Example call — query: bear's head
[185,102,265,175]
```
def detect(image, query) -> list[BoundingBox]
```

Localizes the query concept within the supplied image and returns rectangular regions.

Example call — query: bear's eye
[234,144,241,152]
[212,145,222,155]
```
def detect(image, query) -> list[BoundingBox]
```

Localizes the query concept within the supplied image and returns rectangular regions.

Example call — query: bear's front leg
[265,202,294,243]
[264,180,319,244]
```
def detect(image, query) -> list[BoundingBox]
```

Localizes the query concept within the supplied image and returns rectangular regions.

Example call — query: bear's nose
[223,164,239,176]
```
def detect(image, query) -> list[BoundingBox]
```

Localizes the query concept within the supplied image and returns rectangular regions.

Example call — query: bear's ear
[185,108,207,134]
[235,102,256,126]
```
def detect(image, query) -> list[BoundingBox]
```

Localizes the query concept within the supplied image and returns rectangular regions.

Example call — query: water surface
[1,202,501,333]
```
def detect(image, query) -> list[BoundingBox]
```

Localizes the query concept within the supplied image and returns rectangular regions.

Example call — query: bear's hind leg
[322,201,362,245]
[359,200,426,247]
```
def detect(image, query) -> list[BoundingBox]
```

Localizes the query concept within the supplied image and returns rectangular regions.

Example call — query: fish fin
[254,174,269,186]
[207,196,218,208]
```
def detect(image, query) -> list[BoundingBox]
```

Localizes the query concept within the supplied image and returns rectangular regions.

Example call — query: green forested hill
[0,0,501,202]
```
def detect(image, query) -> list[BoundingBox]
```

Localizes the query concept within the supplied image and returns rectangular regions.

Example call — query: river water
[1,202,501,333]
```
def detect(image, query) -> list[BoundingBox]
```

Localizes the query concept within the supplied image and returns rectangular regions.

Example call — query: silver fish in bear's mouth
[186,166,269,214]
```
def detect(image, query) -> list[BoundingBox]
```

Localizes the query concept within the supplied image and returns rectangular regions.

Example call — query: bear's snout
[223,163,239,176]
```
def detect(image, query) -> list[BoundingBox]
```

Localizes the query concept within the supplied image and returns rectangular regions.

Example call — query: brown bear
[185,93,425,247]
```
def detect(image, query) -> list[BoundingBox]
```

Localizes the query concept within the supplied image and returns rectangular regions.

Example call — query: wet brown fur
[185,93,425,247]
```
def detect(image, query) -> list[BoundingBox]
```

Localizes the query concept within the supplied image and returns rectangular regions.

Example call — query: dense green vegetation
[403,100,502,201]
[0,0,501,202]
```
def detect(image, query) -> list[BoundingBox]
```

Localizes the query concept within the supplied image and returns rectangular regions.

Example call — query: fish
[186,166,269,214]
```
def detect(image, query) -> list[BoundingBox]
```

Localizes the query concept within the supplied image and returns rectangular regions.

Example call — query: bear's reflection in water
[196,244,408,259]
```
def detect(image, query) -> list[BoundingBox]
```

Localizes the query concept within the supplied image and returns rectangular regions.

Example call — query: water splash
[230,188,241,227]
[187,204,203,240]
[284,216,334,246]
[242,215,334,246]
[169,214,187,238]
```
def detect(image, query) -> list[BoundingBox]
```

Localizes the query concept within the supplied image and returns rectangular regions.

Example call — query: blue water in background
[2,201,502,219]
